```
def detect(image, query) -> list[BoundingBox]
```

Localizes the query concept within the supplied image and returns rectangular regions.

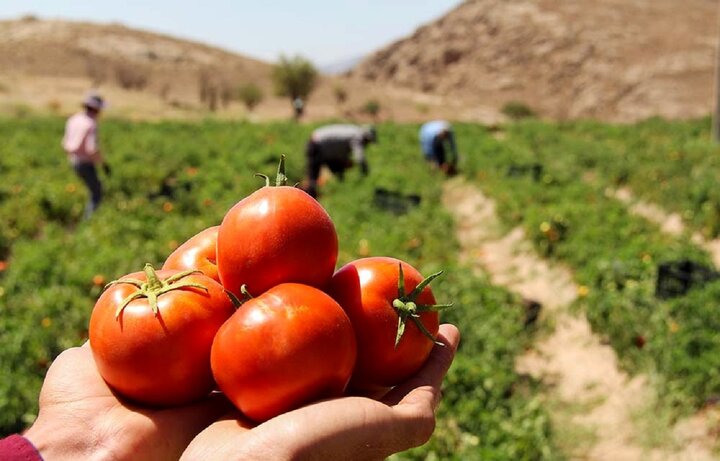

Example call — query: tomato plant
[89,264,235,406]
[210,283,356,422]
[217,156,338,296]
[328,256,451,391]
[162,225,220,282]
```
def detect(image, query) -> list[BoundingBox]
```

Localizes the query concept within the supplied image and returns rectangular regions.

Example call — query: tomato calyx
[392,264,453,348]
[105,263,208,319]
[255,154,289,187]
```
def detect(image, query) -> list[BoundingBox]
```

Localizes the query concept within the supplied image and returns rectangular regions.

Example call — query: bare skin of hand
[181,323,460,461]
[24,343,231,461]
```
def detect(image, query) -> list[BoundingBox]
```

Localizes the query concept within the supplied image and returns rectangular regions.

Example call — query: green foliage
[0,117,561,460]
[362,99,381,117]
[236,83,264,112]
[271,55,318,101]
[501,101,536,120]
[457,117,720,413]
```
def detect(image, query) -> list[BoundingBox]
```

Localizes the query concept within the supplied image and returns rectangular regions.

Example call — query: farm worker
[0,325,460,460]
[419,120,458,175]
[61,92,110,219]
[293,97,305,120]
[303,123,377,198]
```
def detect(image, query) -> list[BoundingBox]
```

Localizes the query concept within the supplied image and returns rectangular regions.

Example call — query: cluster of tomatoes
[88,157,450,423]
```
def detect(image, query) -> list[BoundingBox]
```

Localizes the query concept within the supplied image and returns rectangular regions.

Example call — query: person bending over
[304,124,377,198]
[419,120,458,175]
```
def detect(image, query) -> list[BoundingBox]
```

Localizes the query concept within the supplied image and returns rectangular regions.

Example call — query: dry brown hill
[0,16,449,122]
[0,16,277,118]
[350,0,717,122]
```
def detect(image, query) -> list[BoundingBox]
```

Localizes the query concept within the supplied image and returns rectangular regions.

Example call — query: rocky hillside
[0,17,271,110]
[351,0,717,121]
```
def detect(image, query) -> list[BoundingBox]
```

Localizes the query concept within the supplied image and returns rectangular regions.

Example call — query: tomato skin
[217,186,338,296]
[89,268,235,406]
[211,283,356,422]
[328,257,439,390]
[162,226,220,282]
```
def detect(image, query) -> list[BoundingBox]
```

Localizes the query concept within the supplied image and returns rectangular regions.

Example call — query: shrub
[362,99,381,118]
[115,63,148,90]
[501,101,536,120]
[236,83,264,112]
[333,85,347,105]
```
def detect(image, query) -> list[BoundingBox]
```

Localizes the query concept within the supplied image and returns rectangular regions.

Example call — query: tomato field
[1,115,718,459]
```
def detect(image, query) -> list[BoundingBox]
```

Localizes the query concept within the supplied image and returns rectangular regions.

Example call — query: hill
[350,0,717,122]
[0,16,275,118]
[0,17,468,123]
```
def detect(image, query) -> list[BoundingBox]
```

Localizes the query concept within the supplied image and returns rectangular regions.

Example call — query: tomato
[89,264,235,406]
[162,226,220,283]
[217,157,338,297]
[211,283,356,422]
[328,257,450,391]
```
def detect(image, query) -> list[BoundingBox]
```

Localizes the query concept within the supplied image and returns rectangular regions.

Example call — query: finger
[180,413,256,461]
[382,323,460,407]
[151,393,241,458]
[373,324,459,450]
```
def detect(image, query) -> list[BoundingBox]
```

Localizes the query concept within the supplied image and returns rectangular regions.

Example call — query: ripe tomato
[217,158,338,296]
[89,264,235,406]
[211,283,356,422]
[328,257,450,391]
[162,226,220,282]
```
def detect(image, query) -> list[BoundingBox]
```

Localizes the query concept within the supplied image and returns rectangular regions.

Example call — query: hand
[180,323,460,461]
[23,343,231,461]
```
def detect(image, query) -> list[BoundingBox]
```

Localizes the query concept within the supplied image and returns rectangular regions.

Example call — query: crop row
[0,117,560,460]
[520,117,720,238]
[457,119,720,412]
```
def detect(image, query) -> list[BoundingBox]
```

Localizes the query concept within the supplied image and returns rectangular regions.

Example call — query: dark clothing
[304,124,375,197]
[305,140,352,197]
[0,434,42,461]
[419,120,458,169]
[73,162,103,219]
[431,135,447,166]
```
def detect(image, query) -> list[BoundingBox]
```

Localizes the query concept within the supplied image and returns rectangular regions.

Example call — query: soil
[442,177,719,460]
[0,18,497,123]
[3,2,718,124]
[613,186,720,268]
[352,0,717,122]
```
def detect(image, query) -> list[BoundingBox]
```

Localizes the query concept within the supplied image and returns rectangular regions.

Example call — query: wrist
[24,415,99,461]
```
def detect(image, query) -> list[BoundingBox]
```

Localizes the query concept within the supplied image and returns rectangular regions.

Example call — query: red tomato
[89,264,235,406]
[217,159,338,296]
[328,257,450,391]
[162,226,220,282]
[211,283,356,422]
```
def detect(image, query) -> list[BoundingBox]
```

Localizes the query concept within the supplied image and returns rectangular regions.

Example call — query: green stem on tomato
[254,155,289,187]
[391,263,453,348]
[105,263,208,319]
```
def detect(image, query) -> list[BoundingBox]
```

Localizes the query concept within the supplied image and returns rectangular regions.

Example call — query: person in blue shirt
[419,120,458,175]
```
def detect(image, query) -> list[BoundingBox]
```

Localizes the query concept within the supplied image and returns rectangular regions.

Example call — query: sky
[0,1,462,66]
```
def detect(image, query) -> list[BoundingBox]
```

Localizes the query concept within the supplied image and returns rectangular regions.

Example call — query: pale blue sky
[0,1,461,65]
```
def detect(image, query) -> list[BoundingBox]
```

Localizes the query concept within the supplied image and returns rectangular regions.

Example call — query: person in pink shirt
[62,92,110,219]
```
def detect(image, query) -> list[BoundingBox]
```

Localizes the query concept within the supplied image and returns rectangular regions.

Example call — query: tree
[237,83,264,112]
[334,85,348,105]
[362,99,381,119]
[272,55,318,109]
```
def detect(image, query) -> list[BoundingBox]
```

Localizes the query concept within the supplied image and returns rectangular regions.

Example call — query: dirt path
[613,187,720,268]
[442,177,718,461]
